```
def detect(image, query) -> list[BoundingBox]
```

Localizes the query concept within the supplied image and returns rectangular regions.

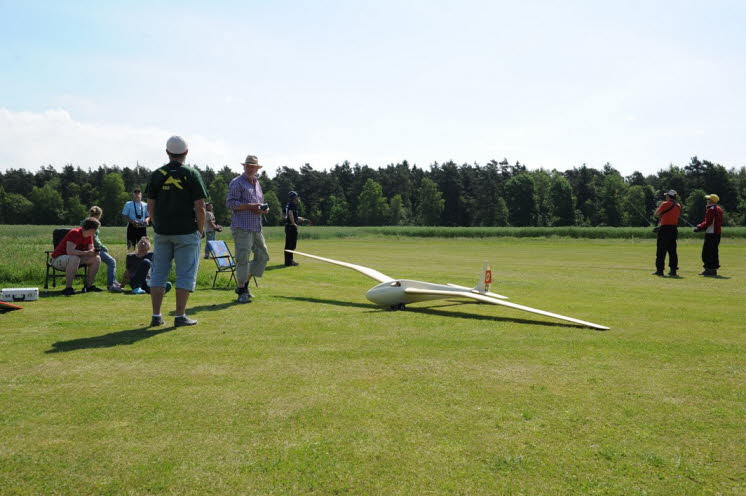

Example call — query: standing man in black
[283,191,307,266]
[652,189,681,277]
[145,136,208,327]
[693,193,724,276]
[122,188,150,250]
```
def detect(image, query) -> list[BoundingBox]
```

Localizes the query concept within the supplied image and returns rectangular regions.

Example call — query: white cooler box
[1,288,39,302]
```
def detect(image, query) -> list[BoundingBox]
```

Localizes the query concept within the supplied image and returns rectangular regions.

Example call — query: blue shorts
[151,231,202,291]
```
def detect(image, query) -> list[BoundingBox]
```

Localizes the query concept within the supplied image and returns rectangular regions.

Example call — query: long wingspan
[404,288,609,330]
[286,250,394,283]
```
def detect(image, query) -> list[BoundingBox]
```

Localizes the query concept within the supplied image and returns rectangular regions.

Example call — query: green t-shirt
[145,161,208,235]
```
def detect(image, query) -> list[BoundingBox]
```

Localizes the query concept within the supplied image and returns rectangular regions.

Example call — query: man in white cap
[226,155,270,303]
[693,193,724,276]
[144,136,209,326]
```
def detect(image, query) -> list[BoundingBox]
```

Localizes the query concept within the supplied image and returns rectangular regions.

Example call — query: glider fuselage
[365,280,464,306]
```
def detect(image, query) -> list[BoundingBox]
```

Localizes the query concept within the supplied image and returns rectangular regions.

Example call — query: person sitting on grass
[86,206,123,292]
[122,236,171,295]
[50,217,103,296]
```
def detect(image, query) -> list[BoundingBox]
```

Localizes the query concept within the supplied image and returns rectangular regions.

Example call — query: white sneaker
[108,282,123,293]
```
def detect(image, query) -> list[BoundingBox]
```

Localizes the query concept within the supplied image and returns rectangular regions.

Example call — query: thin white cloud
[0,108,243,171]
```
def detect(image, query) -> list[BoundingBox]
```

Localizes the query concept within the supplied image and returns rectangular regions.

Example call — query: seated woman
[122,237,171,294]
[87,206,122,292]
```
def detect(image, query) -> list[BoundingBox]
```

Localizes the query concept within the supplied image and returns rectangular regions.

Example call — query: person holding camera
[203,201,223,259]
[652,189,681,277]
[283,190,308,266]
[226,154,270,303]
[693,193,724,276]
[122,188,150,250]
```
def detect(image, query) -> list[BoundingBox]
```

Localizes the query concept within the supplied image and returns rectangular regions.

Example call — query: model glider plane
[286,250,610,331]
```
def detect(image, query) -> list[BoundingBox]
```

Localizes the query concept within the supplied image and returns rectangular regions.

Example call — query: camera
[259,203,269,212]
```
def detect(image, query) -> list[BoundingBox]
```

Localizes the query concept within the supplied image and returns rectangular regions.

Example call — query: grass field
[1,226,744,494]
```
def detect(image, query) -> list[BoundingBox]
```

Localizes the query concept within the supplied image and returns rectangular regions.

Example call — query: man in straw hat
[145,135,208,327]
[226,155,270,303]
[693,193,724,276]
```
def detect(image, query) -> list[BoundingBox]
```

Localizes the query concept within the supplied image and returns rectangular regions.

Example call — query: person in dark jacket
[693,193,724,276]
[283,191,307,266]
[652,189,681,276]
[122,236,155,294]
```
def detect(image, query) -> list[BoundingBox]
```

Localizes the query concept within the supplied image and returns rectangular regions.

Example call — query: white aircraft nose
[365,281,403,306]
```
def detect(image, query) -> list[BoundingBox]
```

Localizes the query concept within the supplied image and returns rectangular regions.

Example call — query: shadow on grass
[206,264,285,290]
[42,289,78,298]
[277,296,379,310]
[45,326,176,353]
[277,296,587,330]
[167,301,235,316]
[265,264,290,271]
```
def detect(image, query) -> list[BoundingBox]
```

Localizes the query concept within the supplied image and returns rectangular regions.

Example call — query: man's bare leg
[85,256,101,286]
[175,288,190,316]
[65,256,81,287]
[151,287,165,315]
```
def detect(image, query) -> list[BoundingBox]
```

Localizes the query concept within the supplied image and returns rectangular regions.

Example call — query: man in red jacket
[693,193,724,276]
[652,189,681,276]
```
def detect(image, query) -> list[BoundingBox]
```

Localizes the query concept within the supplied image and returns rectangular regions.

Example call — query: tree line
[1,157,745,228]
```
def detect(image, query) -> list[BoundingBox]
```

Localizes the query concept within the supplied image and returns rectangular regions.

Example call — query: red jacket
[696,204,723,234]
[655,200,681,226]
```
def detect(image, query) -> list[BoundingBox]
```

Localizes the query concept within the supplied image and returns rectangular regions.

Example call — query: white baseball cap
[166,135,188,154]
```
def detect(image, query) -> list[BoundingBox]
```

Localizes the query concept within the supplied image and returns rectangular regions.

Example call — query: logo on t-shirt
[163,176,184,190]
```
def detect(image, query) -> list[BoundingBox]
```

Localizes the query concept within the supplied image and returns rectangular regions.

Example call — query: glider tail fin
[474,261,492,294]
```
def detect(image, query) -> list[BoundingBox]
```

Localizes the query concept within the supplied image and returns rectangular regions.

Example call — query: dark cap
[289,191,299,199]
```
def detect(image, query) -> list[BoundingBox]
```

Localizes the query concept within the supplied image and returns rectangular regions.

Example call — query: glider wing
[445,283,509,300]
[404,287,609,330]
[286,250,394,283]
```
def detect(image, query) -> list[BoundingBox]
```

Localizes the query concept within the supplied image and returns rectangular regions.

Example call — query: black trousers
[129,258,151,292]
[655,225,678,272]
[702,233,721,270]
[127,224,147,249]
[284,225,298,265]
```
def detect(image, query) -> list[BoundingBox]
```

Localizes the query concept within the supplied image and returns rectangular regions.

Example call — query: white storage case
[1,288,39,302]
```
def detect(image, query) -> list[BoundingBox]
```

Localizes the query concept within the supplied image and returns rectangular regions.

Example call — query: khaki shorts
[51,254,95,271]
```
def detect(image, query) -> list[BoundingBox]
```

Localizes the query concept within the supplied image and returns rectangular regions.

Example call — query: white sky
[1,0,744,176]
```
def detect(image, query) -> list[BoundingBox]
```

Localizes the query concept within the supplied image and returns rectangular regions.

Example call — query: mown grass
[3,224,746,285]
[0,228,744,494]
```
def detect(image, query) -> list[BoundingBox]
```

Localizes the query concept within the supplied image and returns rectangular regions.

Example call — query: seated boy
[51,217,103,296]
[122,237,171,295]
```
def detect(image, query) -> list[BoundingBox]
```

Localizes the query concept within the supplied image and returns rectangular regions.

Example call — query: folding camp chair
[44,228,88,289]
[206,240,237,288]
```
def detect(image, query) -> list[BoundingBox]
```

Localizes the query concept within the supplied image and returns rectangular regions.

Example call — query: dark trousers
[702,233,721,270]
[130,258,151,293]
[655,225,678,272]
[284,225,298,265]
[127,224,147,249]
